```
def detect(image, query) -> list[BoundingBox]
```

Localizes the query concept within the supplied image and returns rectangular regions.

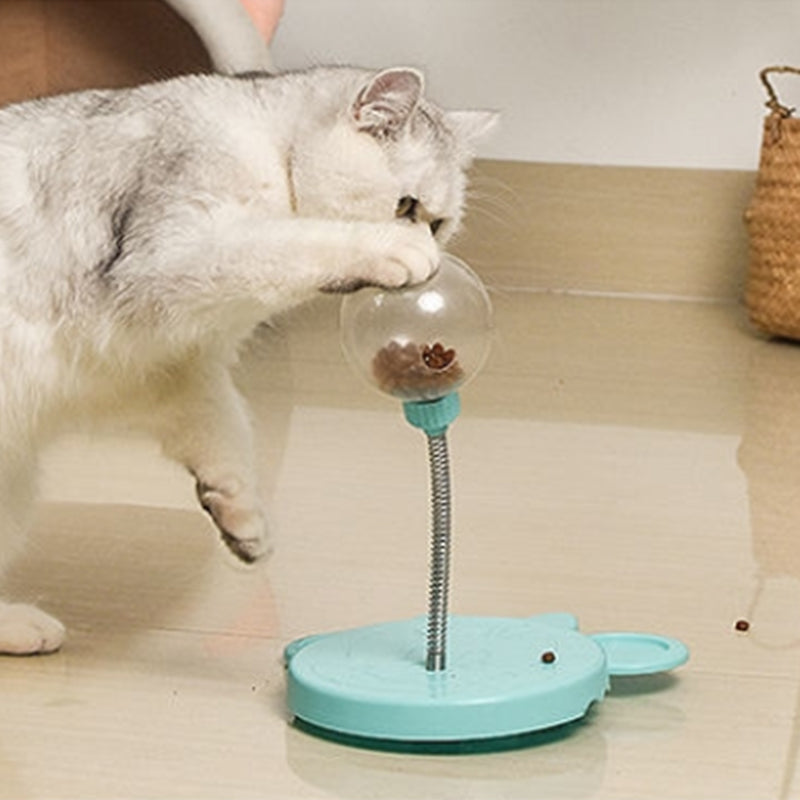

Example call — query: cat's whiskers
[464,170,524,232]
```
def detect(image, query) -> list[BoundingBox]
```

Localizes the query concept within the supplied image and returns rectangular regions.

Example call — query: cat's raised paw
[219,529,272,564]
[321,224,440,293]
[379,225,440,288]
[0,602,65,656]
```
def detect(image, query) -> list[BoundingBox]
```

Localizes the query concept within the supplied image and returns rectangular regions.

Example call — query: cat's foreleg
[0,452,66,655]
[210,213,442,294]
[110,212,440,325]
[0,602,65,656]
[149,364,270,565]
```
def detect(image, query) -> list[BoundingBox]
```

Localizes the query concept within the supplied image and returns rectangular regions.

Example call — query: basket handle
[760,66,800,117]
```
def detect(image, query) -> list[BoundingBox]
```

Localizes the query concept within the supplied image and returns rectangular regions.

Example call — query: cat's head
[291,67,497,243]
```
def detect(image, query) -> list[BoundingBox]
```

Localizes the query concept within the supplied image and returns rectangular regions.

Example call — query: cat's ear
[446,110,499,149]
[351,68,424,138]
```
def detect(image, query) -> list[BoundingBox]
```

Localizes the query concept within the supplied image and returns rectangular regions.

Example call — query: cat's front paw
[377,224,441,288]
[0,602,65,656]
[323,224,440,293]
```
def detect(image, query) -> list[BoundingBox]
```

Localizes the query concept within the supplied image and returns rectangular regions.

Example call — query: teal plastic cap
[590,632,689,676]
[403,393,461,436]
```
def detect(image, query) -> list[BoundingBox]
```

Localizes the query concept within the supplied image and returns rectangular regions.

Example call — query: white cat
[0,66,494,655]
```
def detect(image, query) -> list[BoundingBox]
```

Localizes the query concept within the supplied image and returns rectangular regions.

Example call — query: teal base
[291,714,588,755]
[285,613,687,746]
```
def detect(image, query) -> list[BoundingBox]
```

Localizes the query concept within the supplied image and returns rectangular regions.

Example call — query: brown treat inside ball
[372,340,464,401]
[422,343,457,370]
[734,619,750,632]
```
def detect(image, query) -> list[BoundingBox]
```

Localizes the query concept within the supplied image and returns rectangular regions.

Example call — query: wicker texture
[745,67,800,339]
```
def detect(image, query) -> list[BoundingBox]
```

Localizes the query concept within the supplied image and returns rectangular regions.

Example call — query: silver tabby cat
[0,66,494,654]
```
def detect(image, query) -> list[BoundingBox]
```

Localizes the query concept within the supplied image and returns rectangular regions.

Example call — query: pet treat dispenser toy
[284,253,689,750]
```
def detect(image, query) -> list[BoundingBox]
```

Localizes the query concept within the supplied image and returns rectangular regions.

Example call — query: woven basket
[744,66,800,340]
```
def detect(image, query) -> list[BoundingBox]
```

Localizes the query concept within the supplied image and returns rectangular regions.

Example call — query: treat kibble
[422,343,457,370]
[372,340,464,401]
[540,650,557,664]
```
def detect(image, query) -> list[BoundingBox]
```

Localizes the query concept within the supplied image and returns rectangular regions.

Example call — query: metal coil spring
[425,432,452,671]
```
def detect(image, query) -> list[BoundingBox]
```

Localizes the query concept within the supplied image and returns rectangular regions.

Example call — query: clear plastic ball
[340,253,493,402]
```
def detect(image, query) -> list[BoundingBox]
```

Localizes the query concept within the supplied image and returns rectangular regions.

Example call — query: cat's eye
[396,195,419,222]
[430,218,445,236]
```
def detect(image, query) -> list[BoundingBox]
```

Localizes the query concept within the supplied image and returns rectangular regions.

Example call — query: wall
[0,0,210,106]
[271,0,800,170]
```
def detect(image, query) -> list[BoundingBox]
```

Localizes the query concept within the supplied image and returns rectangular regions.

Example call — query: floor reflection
[738,339,800,798]
[286,710,607,799]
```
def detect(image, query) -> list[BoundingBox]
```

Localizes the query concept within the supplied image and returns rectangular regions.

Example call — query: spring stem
[425,432,451,671]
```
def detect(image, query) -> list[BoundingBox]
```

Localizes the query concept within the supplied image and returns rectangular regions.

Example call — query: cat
[0,65,495,655]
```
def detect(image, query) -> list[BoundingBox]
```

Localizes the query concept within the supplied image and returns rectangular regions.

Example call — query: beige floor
[2,287,800,799]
